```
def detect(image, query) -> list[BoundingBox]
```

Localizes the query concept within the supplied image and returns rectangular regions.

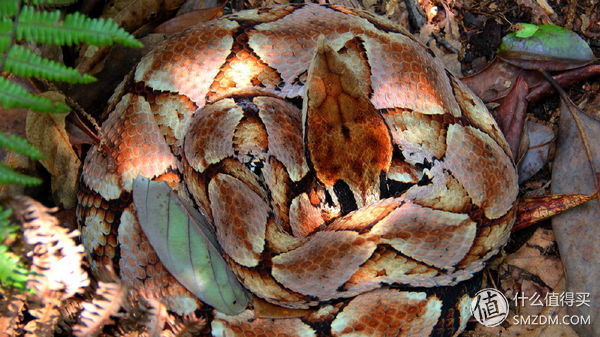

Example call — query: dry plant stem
[43,81,112,156]
[527,65,600,102]
[432,33,459,53]
[539,70,600,208]
[485,268,498,290]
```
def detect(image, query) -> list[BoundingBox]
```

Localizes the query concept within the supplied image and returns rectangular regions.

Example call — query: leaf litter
[1,1,599,336]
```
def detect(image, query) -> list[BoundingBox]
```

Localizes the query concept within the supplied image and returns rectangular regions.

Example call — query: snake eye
[247,158,264,179]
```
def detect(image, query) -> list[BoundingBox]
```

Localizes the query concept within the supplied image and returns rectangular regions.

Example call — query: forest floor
[0,0,599,336]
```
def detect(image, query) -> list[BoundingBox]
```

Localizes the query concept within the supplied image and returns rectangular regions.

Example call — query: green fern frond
[26,0,78,6]
[0,18,12,53]
[5,45,96,83]
[0,206,14,240]
[17,6,143,47]
[0,245,28,289]
[0,76,69,112]
[0,131,43,160]
[0,0,17,16]
[0,163,41,185]
[0,206,28,290]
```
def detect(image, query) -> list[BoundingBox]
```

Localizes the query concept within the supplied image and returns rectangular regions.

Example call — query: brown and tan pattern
[77,4,519,336]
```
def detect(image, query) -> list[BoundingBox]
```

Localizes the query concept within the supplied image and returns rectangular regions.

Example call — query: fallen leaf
[25,92,80,209]
[470,227,578,337]
[132,176,250,315]
[496,75,529,160]
[461,58,522,102]
[516,0,557,24]
[177,0,224,14]
[154,6,224,34]
[551,99,600,337]
[518,120,555,183]
[506,228,563,289]
[580,89,600,122]
[498,23,595,71]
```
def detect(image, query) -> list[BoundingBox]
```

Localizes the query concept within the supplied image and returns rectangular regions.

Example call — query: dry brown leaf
[461,59,523,102]
[516,0,556,24]
[104,0,185,32]
[0,151,35,198]
[0,290,26,337]
[506,228,563,289]
[582,90,600,122]
[497,75,529,160]
[518,120,555,183]
[154,6,224,34]
[72,281,126,337]
[551,99,600,337]
[25,92,80,208]
[244,0,289,9]
[468,229,578,337]
[24,294,63,337]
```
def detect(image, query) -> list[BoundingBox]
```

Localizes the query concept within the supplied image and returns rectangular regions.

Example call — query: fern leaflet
[26,0,78,6]
[0,18,12,53]
[0,206,28,290]
[0,131,43,159]
[0,76,69,112]
[5,45,96,83]
[17,6,143,47]
[0,0,17,17]
[0,163,41,185]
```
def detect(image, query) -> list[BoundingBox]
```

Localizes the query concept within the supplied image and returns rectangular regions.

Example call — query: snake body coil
[77,4,519,336]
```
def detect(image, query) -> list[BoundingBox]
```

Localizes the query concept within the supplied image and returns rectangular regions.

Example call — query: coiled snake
[77,4,519,336]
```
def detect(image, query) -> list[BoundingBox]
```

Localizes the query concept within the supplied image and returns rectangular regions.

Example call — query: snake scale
[76,4,519,337]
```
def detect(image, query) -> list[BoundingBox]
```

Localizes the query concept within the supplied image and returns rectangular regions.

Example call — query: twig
[527,65,600,102]
[43,81,113,157]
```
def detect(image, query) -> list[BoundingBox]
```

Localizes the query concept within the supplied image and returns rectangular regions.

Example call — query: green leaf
[0,245,29,289]
[5,45,96,83]
[514,23,539,38]
[0,131,43,159]
[498,23,596,71]
[0,18,13,53]
[0,206,14,241]
[0,163,41,185]
[0,0,17,17]
[132,176,250,315]
[0,76,70,113]
[26,0,78,5]
[0,205,28,290]
[17,6,143,48]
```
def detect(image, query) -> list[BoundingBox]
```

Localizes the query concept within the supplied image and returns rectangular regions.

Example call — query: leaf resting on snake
[132,176,250,315]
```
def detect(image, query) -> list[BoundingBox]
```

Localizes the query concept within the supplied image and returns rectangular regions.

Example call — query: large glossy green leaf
[132,176,250,315]
[498,23,595,71]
